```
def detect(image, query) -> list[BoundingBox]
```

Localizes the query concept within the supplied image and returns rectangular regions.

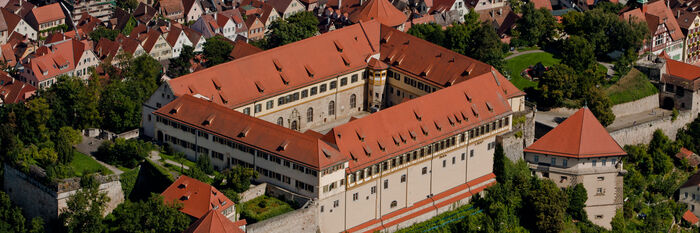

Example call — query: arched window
[328,101,335,115]
[307,107,313,122]
[291,120,298,130]
[390,200,398,208]
[277,117,283,126]
[350,94,357,108]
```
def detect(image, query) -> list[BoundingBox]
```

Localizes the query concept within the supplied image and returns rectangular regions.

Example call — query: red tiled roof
[0,70,36,104]
[30,3,64,24]
[524,108,626,158]
[621,0,684,41]
[0,8,21,32]
[161,176,235,219]
[75,12,101,34]
[532,0,553,10]
[142,30,165,53]
[154,95,347,169]
[166,26,183,47]
[267,0,294,14]
[24,39,86,82]
[183,26,203,45]
[229,40,263,59]
[431,0,457,12]
[663,55,700,81]
[349,0,408,27]
[184,209,245,233]
[167,21,380,108]
[676,147,700,167]
[327,71,517,171]
[684,210,699,224]
[379,25,496,88]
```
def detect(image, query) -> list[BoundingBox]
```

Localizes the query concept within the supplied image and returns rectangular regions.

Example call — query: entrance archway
[662,97,675,110]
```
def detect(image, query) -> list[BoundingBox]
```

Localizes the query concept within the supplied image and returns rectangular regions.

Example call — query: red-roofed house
[161,175,236,219]
[680,171,700,224]
[0,70,36,105]
[19,39,98,88]
[267,0,306,19]
[245,16,265,40]
[0,8,36,43]
[156,0,186,24]
[191,13,245,41]
[349,0,409,29]
[62,0,115,23]
[524,108,625,229]
[237,0,281,29]
[621,0,685,60]
[683,209,699,226]
[166,26,193,58]
[647,52,700,110]
[184,0,205,22]
[184,209,246,233]
[675,11,700,64]
[24,3,66,38]
[676,147,700,167]
[139,29,173,61]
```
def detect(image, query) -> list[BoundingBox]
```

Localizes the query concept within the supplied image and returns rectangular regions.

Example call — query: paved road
[505,49,545,60]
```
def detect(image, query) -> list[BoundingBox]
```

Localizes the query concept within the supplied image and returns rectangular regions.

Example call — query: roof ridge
[576,108,586,155]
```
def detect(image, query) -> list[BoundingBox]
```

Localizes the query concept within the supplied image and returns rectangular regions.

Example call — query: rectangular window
[266,100,274,110]
[597,176,605,181]
[352,193,358,201]
[340,77,348,86]
[442,160,446,167]
[562,159,568,167]
[551,158,556,165]
[371,186,376,194]
[311,87,318,95]
[534,155,539,163]
[592,160,597,167]
[452,157,456,164]
[470,150,474,157]
[596,188,603,194]
[384,179,389,189]
[351,74,358,83]
[602,159,606,166]
[254,104,262,113]
[301,90,308,98]
[330,81,337,89]
[461,153,465,160]
[320,84,327,93]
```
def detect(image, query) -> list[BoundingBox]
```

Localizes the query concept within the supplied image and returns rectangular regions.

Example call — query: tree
[55,127,82,164]
[196,154,214,174]
[96,138,152,168]
[467,23,506,70]
[560,36,596,72]
[98,81,140,133]
[0,191,27,233]
[167,45,194,78]
[203,36,234,66]
[493,144,507,183]
[585,87,615,126]
[217,166,258,193]
[527,179,568,233]
[648,130,674,174]
[43,76,101,130]
[514,2,557,47]
[265,11,319,49]
[566,183,588,221]
[59,179,110,233]
[105,194,190,233]
[407,23,446,47]
[89,27,119,42]
[117,0,138,12]
[538,64,576,108]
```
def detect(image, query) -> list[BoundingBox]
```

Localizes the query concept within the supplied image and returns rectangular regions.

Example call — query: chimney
[678,10,681,18]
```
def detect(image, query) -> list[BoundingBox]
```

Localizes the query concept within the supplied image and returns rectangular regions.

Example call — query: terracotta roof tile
[664,56,700,81]
[349,0,408,27]
[0,70,36,104]
[161,176,235,219]
[167,21,380,108]
[684,210,699,224]
[676,147,700,167]
[229,40,263,59]
[532,0,553,10]
[154,95,346,169]
[184,209,245,233]
[0,8,21,32]
[621,1,684,41]
[166,26,183,47]
[524,108,626,158]
[30,3,64,24]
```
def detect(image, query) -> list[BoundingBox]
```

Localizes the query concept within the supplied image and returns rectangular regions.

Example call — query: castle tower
[367,58,388,112]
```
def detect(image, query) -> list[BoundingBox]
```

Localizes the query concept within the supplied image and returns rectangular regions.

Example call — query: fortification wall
[245,204,319,233]
[611,94,659,117]
[498,109,536,162]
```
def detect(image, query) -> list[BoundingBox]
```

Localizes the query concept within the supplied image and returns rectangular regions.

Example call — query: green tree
[167,45,194,78]
[493,144,506,183]
[105,194,190,233]
[0,191,27,233]
[44,76,101,130]
[467,23,506,70]
[196,154,214,175]
[560,36,596,72]
[96,138,152,168]
[217,166,258,193]
[537,64,576,108]
[566,183,588,221]
[98,81,140,133]
[407,23,446,47]
[23,98,52,144]
[203,36,234,66]
[54,127,82,164]
[117,0,138,12]
[185,166,210,183]
[59,181,110,233]
[265,11,320,49]
[514,2,557,47]
[527,179,568,233]
[585,88,615,126]
[28,218,43,233]
[89,27,119,42]
[648,130,674,174]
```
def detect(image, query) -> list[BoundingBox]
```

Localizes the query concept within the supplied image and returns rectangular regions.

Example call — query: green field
[70,151,112,176]
[239,195,294,223]
[604,68,658,105]
[505,52,561,90]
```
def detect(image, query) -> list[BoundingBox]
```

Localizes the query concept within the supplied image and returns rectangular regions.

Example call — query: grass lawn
[505,52,561,90]
[240,195,294,223]
[70,151,112,176]
[604,68,658,105]
[160,152,197,168]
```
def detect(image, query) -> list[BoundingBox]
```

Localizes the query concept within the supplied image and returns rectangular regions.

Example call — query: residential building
[184,0,205,22]
[676,147,700,167]
[157,0,186,24]
[621,0,685,60]
[4,0,35,19]
[268,0,306,18]
[431,0,470,23]
[524,108,626,229]
[0,70,36,105]
[19,39,98,88]
[680,171,700,225]
[61,0,115,23]
[676,11,700,64]
[237,0,281,29]
[161,175,237,219]
[95,35,146,65]
[683,209,699,226]
[141,30,172,61]
[74,12,101,35]
[0,8,36,43]
[190,13,242,40]
[166,26,193,58]
[144,20,527,233]
[183,26,205,52]
[245,16,265,40]
[133,2,157,25]
[639,52,700,111]
[24,3,66,38]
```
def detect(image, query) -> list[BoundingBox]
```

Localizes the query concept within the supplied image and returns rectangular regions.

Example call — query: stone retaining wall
[610,109,697,146]
[497,109,536,162]
[239,183,267,203]
[245,204,319,233]
[611,94,660,117]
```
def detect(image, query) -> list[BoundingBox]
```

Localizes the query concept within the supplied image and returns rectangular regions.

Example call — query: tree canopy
[104,194,191,233]
[514,2,557,47]
[258,11,320,49]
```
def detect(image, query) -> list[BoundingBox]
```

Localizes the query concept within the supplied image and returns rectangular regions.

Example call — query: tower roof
[349,0,408,27]
[524,108,626,158]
